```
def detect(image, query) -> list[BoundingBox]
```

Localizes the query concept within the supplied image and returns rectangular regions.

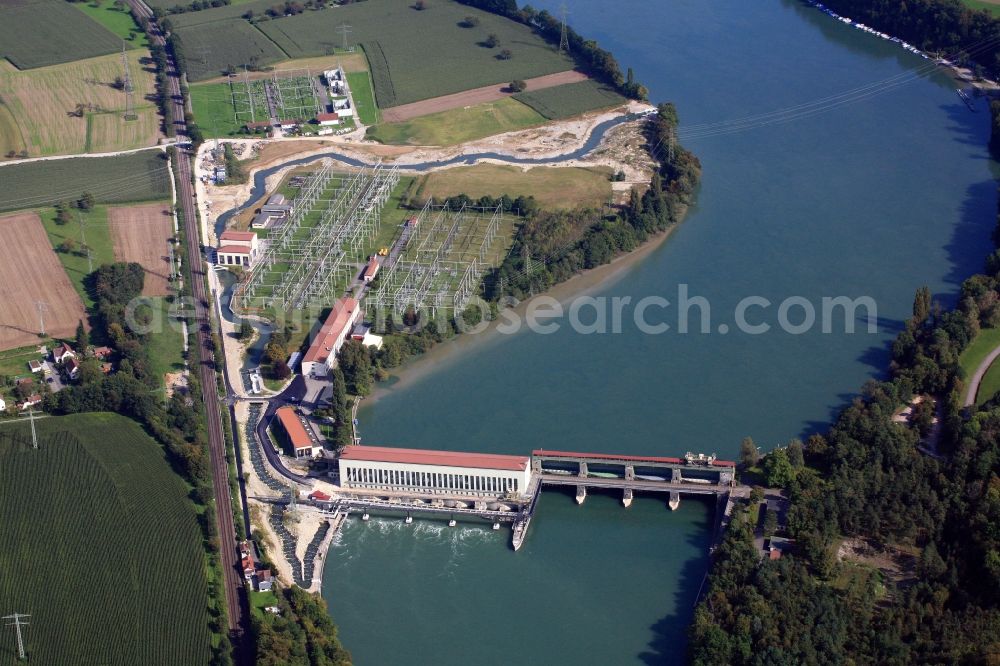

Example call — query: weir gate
[301,448,739,551]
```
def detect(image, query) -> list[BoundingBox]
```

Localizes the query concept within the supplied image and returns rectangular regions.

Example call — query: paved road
[965,343,1000,406]
[125,1,251,661]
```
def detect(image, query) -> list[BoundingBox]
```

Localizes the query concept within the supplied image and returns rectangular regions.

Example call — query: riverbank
[362,208,689,409]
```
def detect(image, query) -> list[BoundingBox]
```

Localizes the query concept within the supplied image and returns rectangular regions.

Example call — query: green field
[368,97,544,146]
[38,205,116,308]
[960,327,1000,403]
[0,151,171,212]
[0,413,211,664]
[347,71,379,125]
[0,0,122,69]
[166,0,277,24]
[415,164,613,210]
[254,0,573,106]
[962,0,1000,16]
[174,19,287,81]
[73,0,150,48]
[191,82,247,136]
[514,79,627,119]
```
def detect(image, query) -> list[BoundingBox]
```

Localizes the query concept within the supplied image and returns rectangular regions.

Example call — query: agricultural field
[346,71,379,126]
[109,203,175,296]
[513,79,628,120]
[368,97,544,146]
[38,205,116,309]
[0,51,161,159]
[0,151,171,213]
[962,0,1000,16]
[173,19,288,81]
[254,0,574,105]
[198,52,369,84]
[415,164,614,210]
[0,212,87,351]
[0,0,122,69]
[73,0,150,48]
[0,413,211,665]
[190,82,247,136]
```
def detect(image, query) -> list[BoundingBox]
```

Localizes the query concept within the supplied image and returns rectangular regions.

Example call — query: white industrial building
[338,446,532,498]
[217,229,260,267]
[301,297,361,377]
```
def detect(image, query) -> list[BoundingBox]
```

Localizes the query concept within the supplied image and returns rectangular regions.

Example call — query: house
[275,406,321,458]
[308,490,331,502]
[300,297,361,377]
[241,554,255,581]
[316,112,340,126]
[52,344,75,364]
[92,346,113,360]
[256,569,274,592]
[350,323,383,350]
[217,229,260,268]
[64,357,80,381]
[764,536,792,560]
[18,395,41,411]
[362,255,380,283]
[101,362,113,375]
[28,360,43,374]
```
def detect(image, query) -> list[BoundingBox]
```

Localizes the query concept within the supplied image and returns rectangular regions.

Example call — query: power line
[3,613,30,661]
[121,42,137,121]
[34,301,48,337]
[337,23,352,52]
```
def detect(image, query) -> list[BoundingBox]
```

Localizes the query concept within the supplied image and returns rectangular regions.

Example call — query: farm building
[316,112,341,126]
[362,255,380,283]
[28,360,43,374]
[275,406,321,458]
[52,344,75,364]
[217,230,260,267]
[301,297,361,377]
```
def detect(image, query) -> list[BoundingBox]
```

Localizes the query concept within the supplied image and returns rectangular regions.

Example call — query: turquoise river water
[323,1,998,663]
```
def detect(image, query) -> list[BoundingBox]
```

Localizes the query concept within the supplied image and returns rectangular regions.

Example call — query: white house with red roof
[301,297,361,378]
[338,446,532,498]
[217,229,260,268]
[18,395,41,411]
[52,343,75,364]
[316,111,340,126]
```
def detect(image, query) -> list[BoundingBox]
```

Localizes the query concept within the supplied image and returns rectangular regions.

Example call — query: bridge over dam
[280,445,742,551]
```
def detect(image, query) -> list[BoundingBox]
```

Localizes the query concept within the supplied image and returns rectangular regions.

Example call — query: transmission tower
[21,406,39,450]
[78,212,93,273]
[34,301,48,337]
[558,2,569,53]
[3,613,30,661]
[337,23,352,52]
[121,42,137,121]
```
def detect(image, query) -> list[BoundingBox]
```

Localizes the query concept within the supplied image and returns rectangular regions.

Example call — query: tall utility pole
[3,613,29,661]
[337,23,352,52]
[34,301,48,337]
[22,407,39,449]
[77,212,93,273]
[121,42,137,121]
[558,2,569,53]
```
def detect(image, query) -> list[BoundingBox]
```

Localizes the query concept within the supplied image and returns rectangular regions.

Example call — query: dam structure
[302,445,739,551]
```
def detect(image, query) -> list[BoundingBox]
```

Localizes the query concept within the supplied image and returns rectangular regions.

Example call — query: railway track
[125,1,251,661]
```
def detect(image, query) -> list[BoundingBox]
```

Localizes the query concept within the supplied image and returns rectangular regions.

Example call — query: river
[322,1,997,663]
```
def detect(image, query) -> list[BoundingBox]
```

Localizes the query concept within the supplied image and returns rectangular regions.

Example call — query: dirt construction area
[381,70,588,123]
[108,203,173,297]
[0,212,87,351]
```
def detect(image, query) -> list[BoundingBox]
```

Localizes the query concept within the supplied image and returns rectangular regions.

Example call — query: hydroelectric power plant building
[338,446,532,498]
